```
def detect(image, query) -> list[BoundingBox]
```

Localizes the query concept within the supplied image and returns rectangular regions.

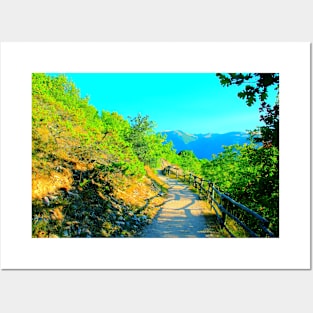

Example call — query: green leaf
[260,92,268,101]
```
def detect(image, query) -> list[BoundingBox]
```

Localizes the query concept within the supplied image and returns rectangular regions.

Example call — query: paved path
[140,172,219,238]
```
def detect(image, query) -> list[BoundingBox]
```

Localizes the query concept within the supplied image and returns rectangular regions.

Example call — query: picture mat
[0,42,310,269]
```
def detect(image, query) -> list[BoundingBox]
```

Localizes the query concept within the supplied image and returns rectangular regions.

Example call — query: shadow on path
[140,171,219,238]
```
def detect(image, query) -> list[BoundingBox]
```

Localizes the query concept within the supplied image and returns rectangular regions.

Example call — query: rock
[83,229,92,236]
[43,196,50,206]
[55,166,63,172]
[49,234,59,238]
[67,191,80,199]
[48,195,58,201]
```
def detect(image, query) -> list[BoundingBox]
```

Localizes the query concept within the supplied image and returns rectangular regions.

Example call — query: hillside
[32,74,168,238]
[160,130,251,159]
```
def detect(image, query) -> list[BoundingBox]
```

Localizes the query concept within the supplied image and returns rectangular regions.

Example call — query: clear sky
[50,73,278,134]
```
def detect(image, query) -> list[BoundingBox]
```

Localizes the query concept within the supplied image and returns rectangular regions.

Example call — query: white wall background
[0,1,312,312]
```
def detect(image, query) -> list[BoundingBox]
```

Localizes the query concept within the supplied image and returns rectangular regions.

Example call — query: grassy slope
[32,82,165,238]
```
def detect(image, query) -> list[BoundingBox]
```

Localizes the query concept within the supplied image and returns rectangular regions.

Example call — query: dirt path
[140,171,219,238]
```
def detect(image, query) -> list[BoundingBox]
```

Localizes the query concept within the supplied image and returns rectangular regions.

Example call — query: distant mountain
[160,130,251,160]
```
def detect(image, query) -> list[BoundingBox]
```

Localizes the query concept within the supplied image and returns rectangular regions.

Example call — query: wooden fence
[163,166,275,238]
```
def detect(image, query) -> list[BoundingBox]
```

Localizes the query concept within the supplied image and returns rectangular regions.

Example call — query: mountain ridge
[160,130,251,160]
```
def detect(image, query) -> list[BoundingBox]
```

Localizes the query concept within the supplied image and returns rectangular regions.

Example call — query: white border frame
[0,42,311,269]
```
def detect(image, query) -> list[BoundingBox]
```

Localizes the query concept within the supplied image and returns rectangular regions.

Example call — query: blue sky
[50,73,278,134]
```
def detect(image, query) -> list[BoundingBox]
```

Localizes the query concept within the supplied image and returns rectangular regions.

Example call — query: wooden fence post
[221,195,226,226]
[200,178,204,195]
[209,183,214,210]
[207,182,211,202]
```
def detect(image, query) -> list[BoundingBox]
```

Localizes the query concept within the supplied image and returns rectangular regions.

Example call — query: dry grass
[146,196,165,218]
[32,142,97,200]
[50,207,64,221]
[222,218,250,237]
[32,168,73,200]
[73,161,94,171]
[114,166,169,212]
[144,166,169,190]
[113,171,167,220]
[114,176,157,207]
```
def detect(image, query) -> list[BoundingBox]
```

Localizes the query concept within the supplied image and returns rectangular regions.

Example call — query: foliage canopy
[216,73,279,148]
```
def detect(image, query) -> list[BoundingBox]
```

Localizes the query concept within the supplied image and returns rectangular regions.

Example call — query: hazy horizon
[160,129,250,135]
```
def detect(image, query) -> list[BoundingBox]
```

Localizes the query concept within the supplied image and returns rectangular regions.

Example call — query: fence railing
[163,166,275,238]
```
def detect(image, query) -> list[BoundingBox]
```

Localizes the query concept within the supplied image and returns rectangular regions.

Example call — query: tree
[201,143,279,236]
[216,73,279,148]
[177,150,201,174]
[127,113,165,167]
